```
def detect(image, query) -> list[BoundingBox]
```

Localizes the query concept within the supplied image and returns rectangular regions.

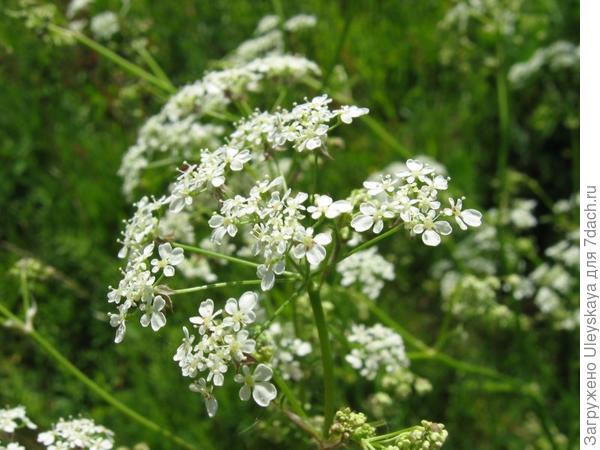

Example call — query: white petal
[164,265,175,277]
[359,202,377,215]
[254,363,273,381]
[253,382,277,407]
[151,312,166,331]
[306,245,326,265]
[406,159,423,171]
[239,385,252,401]
[351,215,374,232]
[208,215,224,227]
[434,221,453,235]
[153,296,166,311]
[158,243,172,259]
[291,244,306,259]
[326,200,352,218]
[239,291,258,311]
[205,397,218,418]
[422,230,441,246]
[199,299,214,317]
[314,232,332,246]
[461,209,482,227]
[224,298,237,315]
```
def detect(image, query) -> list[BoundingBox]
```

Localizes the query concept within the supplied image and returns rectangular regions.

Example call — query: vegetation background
[0,0,580,449]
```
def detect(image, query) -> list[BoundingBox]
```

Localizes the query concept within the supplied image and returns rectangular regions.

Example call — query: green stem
[322,10,353,88]
[135,45,173,88]
[495,44,511,274]
[173,242,301,279]
[273,372,307,420]
[0,303,203,450]
[307,284,335,434]
[169,279,263,296]
[50,25,176,94]
[341,224,403,261]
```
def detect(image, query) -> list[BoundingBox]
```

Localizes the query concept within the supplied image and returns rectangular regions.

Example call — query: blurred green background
[0,0,579,449]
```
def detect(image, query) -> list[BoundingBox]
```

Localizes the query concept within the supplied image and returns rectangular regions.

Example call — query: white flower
[412,211,453,246]
[190,299,222,334]
[37,418,114,450]
[90,11,119,40]
[337,247,395,300]
[443,197,482,230]
[397,159,434,183]
[345,323,409,380]
[307,194,352,219]
[151,243,185,277]
[337,105,369,124]
[222,147,252,171]
[0,406,37,433]
[189,378,218,418]
[224,330,256,361]
[291,228,332,265]
[108,304,128,343]
[351,202,394,234]
[257,259,286,291]
[223,291,258,331]
[140,295,167,331]
[208,214,238,243]
[234,364,278,407]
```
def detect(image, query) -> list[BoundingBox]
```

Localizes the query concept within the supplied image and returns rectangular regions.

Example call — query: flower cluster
[37,418,114,450]
[209,176,340,290]
[345,324,409,380]
[361,420,448,450]
[119,54,321,197]
[336,247,394,300]
[108,239,183,342]
[174,292,277,417]
[351,159,482,246]
[264,322,312,381]
[0,406,37,433]
[509,41,580,86]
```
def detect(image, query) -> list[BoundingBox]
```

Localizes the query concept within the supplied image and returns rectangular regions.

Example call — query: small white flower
[223,291,258,331]
[291,228,332,266]
[307,194,352,219]
[443,197,482,230]
[140,295,167,331]
[257,259,286,291]
[234,364,278,407]
[337,105,369,124]
[189,378,218,418]
[351,202,394,234]
[151,243,185,277]
[0,406,37,433]
[222,147,252,171]
[412,211,453,246]
[208,214,238,243]
[190,299,222,334]
[224,329,256,361]
[109,304,129,343]
[397,159,434,183]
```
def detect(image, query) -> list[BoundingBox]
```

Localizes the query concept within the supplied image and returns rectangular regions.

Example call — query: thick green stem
[273,372,308,420]
[307,284,335,434]
[495,45,511,274]
[0,303,203,450]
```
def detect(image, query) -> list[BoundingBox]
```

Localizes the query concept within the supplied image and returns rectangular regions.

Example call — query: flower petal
[253,382,277,407]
